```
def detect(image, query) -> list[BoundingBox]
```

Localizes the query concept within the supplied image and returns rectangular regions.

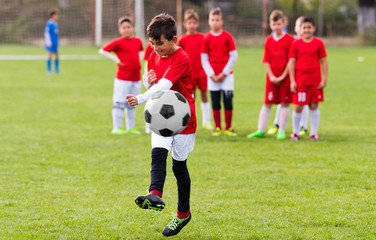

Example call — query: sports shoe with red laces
[290,133,300,141]
[310,134,319,141]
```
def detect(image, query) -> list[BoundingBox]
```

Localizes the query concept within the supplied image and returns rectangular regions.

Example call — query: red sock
[225,110,233,130]
[150,189,162,198]
[213,110,221,129]
[177,210,190,219]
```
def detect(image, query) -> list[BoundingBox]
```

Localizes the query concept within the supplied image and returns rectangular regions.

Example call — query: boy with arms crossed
[247,10,295,140]
[201,7,238,136]
[179,9,212,130]
[99,17,143,135]
[127,13,196,237]
[289,17,328,141]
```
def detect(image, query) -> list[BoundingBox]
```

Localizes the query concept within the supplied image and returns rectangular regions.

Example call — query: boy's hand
[126,95,138,106]
[147,69,157,85]
[211,75,219,82]
[290,82,297,93]
[217,72,226,82]
[318,80,326,89]
[117,61,124,66]
[269,75,278,84]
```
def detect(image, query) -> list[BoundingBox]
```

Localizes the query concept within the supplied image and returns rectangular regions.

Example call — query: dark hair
[118,16,133,27]
[184,9,199,22]
[147,13,176,41]
[302,16,315,26]
[209,7,222,17]
[49,9,59,18]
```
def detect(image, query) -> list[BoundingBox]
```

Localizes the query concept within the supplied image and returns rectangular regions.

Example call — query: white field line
[0,55,103,60]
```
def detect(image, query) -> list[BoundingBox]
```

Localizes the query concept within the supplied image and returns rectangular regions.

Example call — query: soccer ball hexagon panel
[144,90,191,137]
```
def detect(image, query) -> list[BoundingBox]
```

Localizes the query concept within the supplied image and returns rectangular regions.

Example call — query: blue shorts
[45,45,58,53]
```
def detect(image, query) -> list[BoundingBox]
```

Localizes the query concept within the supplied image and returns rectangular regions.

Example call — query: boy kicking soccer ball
[44,9,59,74]
[179,9,212,130]
[289,17,328,141]
[247,10,294,140]
[201,7,238,136]
[99,17,144,135]
[126,13,197,237]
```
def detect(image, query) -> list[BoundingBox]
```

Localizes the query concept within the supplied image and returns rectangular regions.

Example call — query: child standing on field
[289,17,328,141]
[178,9,212,130]
[247,10,295,140]
[99,17,144,135]
[201,7,238,136]
[126,13,196,237]
[44,9,59,74]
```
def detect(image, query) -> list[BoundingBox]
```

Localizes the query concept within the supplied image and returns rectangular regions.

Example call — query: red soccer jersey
[201,31,236,75]
[102,37,143,81]
[143,43,153,61]
[178,32,206,79]
[148,48,197,134]
[289,37,327,85]
[263,33,295,87]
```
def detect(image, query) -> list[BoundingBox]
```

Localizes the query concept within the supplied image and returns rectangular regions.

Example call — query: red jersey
[178,32,206,79]
[289,37,327,85]
[143,43,153,61]
[263,33,295,87]
[102,37,143,81]
[201,31,236,75]
[148,48,197,134]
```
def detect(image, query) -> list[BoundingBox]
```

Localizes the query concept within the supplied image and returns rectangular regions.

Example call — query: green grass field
[1,45,376,239]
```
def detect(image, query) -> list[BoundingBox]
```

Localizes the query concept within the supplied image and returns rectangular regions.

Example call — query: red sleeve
[318,40,327,59]
[289,41,297,59]
[163,54,189,84]
[139,39,144,51]
[102,39,118,52]
[226,33,236,51]
[201,35,209,54]
[143,44,153,61]
[262,38,270,63]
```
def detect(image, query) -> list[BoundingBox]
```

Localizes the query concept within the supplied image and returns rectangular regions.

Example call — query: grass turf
[0,45,376,239]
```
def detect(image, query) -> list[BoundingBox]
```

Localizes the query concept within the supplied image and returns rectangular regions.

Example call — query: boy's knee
[113,101,126,110]
[223,90,233,110]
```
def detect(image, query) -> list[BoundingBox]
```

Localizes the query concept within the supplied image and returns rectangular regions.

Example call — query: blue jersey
[44,20,59,52]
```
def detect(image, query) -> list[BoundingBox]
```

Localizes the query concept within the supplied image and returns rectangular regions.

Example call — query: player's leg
[125,81,141,134]
[290,86,307,140]
[198,76,212,130]
[135,133,172,211]
[222,90,236,136]
[46,51,52,74]
[299,105,309,135]
[309,87,323,140]
[277,102,290,140]
[111,79,127,134]
[162,134,195,236]
[267,104,281,135]
[54,52,59,73]
[210,90,222,136]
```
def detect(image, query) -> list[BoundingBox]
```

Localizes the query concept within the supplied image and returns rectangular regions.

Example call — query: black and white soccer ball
[144,90,191,137]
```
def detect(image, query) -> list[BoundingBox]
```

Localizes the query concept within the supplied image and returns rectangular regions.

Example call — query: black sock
[149,148,168,195]
[172,158,191,213]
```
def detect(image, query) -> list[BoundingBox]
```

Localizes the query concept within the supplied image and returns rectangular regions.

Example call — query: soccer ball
[144,90,191,137]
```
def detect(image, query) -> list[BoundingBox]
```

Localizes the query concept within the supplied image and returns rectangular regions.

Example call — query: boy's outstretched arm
[127,78,173,106]
[318,57,328,89]
[99,49,123,65]
[289,58,297,93]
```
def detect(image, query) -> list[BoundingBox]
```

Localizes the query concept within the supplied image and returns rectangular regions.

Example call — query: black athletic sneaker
[162,213,191,237]
[135,194,165,211]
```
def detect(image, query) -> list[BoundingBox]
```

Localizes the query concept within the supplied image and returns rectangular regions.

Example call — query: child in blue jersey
[44,9,59,74]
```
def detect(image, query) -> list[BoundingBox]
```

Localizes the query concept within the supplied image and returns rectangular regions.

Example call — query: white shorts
[151,132,195,161]
[208,74,234,91]
[113,78,141,104]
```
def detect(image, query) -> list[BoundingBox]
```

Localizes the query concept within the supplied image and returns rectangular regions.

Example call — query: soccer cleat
[310,134,319,141]
[290,133,300,141]
[247,130,265,139]
[212,127,222,136]
[203,122,213,130]
[162,213,191,237]
[276,131,286,140]
[224,128,237,136]
[267,125,279,135]
[299,127,307,136]
[112,128,127,135]
[135,194,165,211]
[127,128,141,135]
